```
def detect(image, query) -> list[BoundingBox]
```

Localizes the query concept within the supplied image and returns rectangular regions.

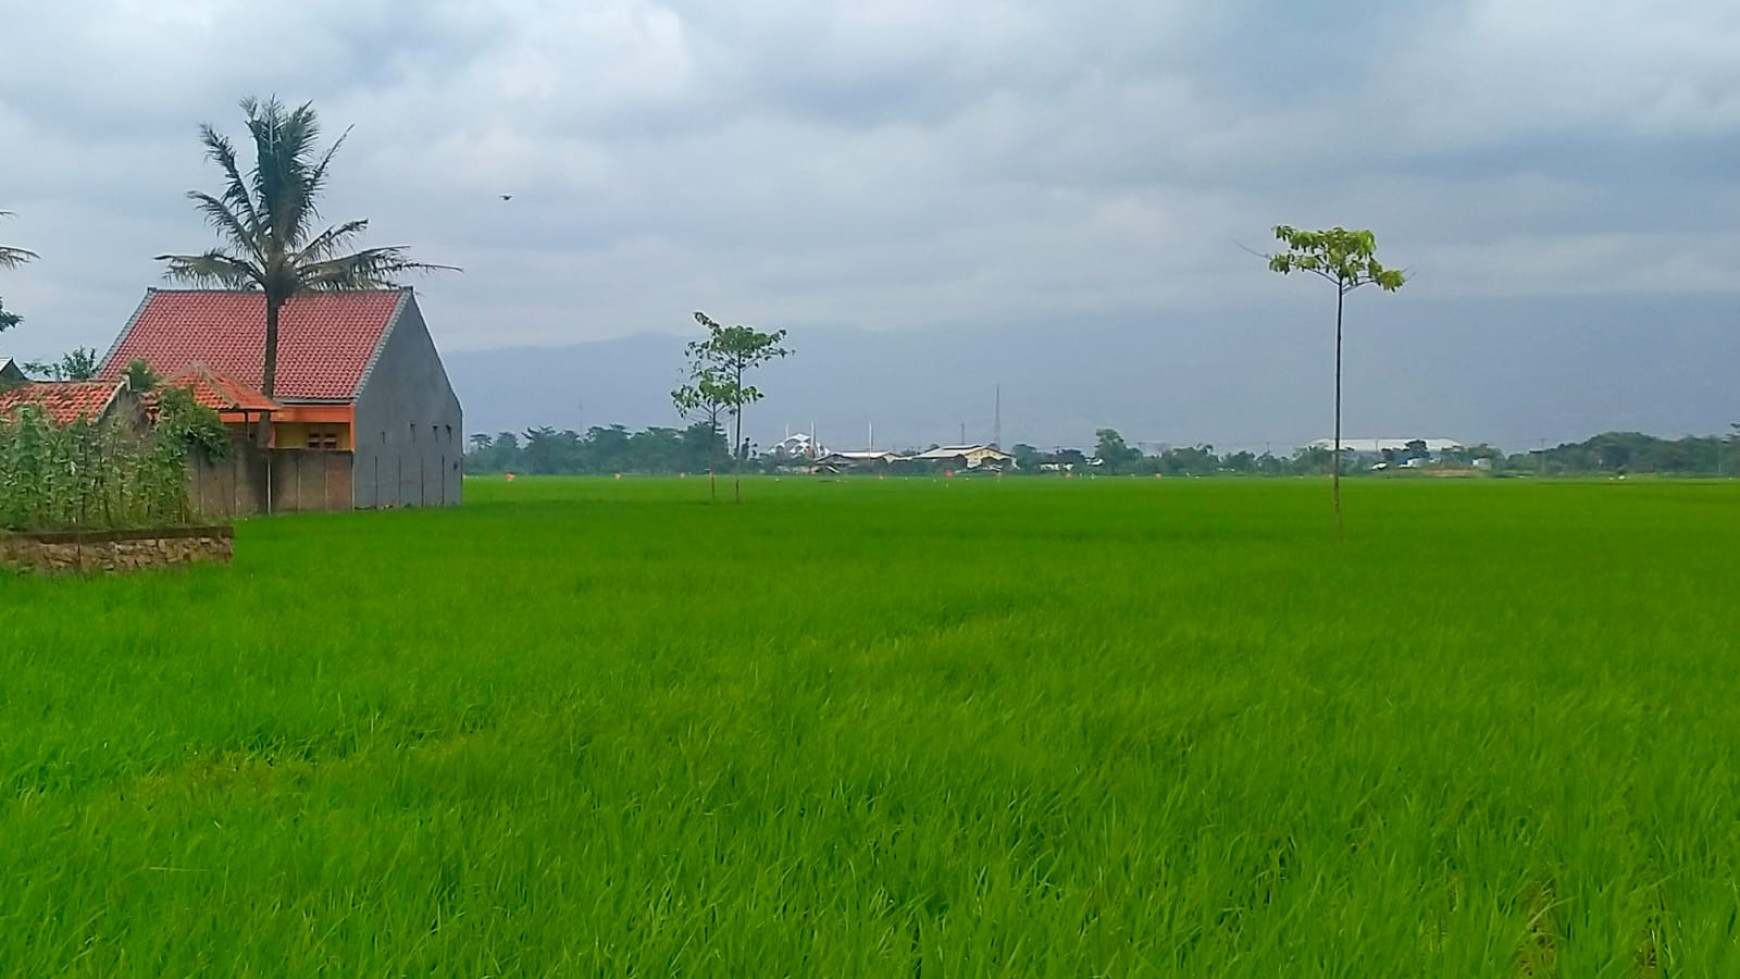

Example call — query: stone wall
[0,526,233,574]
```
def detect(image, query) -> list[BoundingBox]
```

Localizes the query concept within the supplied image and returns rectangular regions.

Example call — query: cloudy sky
[2,0,1738,444]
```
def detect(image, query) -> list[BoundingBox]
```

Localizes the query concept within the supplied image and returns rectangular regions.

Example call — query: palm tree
[156,97,454,403]
[0,211,36,269]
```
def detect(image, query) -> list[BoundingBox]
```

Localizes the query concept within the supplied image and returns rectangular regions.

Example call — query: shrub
[0,390,229,532]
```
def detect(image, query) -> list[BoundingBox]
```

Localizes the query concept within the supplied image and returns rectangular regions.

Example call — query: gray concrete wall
[191,444,354,517]
[351,296,464,508]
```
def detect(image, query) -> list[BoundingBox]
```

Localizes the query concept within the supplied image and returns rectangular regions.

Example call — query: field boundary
[1,525,233,574]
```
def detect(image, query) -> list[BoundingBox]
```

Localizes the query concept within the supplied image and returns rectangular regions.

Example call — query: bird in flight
[500,195,514,202]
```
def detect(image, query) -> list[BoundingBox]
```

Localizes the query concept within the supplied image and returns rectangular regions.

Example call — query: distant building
[771,432,824,459]
[1308,438,1463,457]
[813,450,904,473]
[0,357,24,386]
[909,444,1017,470]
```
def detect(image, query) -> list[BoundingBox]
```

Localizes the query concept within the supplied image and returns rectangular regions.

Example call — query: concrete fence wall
[191,442,354,518]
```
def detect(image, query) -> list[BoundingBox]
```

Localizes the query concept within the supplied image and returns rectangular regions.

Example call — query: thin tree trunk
[1333,284,1344,539]
[708,409,718,504]
[733,361,743,504]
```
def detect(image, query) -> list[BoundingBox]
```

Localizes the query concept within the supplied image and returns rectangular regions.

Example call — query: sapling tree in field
[1265,225,1405,536]
[671,311,790,503]
[157,97,454,425]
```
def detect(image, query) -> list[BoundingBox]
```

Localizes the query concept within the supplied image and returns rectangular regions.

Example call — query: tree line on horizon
[465,423,1740,478]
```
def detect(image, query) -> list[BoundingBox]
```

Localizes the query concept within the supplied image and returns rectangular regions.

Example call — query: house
[910,444,1017,470]
[0,357,25,386]
[1307,438,1464,458]
[96,288,462,508]
[0,379,138,427]
[813,450,904,473]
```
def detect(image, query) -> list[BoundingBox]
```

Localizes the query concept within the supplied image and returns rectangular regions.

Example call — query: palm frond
[246,98,327,250]
[299,125,353,240]
[188,191,266,265]
[197,125,261,240]
[297,247,460,291]
[0,211,35,269]
[293,219,370,265]
[155,250,265,289]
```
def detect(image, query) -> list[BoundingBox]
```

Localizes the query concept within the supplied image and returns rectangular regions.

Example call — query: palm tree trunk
[1333,285,1344,539]
[260,295,282,449]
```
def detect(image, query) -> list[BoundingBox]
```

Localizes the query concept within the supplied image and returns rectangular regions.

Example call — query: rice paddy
[3,475,1738,976]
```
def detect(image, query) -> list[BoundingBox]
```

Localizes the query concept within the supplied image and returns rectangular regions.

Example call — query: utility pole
[960,421,967,445]
[993,384,1002,449]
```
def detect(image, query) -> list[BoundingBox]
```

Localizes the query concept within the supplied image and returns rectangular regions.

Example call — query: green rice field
[3,476,1739,976]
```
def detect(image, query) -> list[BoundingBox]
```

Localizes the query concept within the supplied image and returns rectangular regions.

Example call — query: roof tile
[0,381,124,426]
[150,364,280,414]
[98,290,404,401]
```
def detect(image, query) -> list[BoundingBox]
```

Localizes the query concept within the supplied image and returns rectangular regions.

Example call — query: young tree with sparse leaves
[1266,225,1405,536]
[156,97,454,426]
[672,311,791,503]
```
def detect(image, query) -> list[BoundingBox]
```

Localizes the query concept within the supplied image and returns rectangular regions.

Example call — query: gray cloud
[2,0,1738,443]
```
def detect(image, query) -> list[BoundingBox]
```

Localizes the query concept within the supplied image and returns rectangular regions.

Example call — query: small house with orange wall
[97,288,462,508]
[147,363,281,438]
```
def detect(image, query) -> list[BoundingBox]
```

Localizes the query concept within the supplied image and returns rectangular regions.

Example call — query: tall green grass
[2,476,1738,976]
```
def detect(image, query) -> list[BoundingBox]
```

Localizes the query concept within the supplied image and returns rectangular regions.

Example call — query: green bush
[0,388,229,532]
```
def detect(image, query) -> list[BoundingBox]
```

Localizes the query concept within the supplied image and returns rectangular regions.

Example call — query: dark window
[306,427,338,450]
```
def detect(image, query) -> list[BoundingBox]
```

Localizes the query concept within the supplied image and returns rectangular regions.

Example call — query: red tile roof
[0,381,125,426]
[98,290,407,401]
[152,364,279,414]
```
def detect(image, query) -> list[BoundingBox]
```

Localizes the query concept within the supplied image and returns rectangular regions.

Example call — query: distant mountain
[444,294,1739,453]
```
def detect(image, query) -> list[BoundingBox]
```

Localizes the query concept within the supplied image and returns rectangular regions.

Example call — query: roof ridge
[349,288,413,399]
[99,289,159,376]
[143,287,406,295]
